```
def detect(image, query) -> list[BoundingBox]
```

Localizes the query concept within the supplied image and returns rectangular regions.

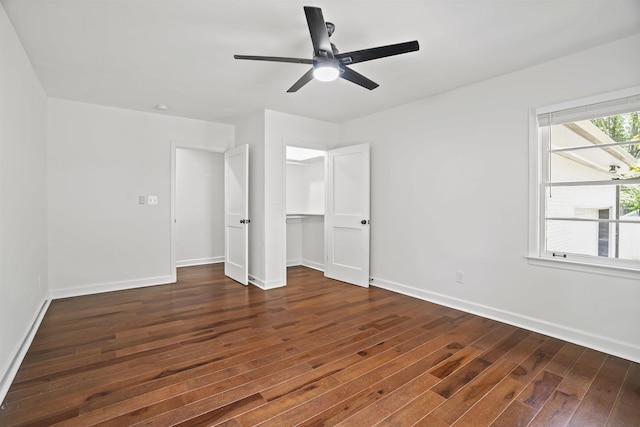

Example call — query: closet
[285,146,326,271]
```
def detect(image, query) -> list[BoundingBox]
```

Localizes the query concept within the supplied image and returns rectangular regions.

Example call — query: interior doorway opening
[175,148,224,266]
[170,143,226,283]
[285,146,327,278]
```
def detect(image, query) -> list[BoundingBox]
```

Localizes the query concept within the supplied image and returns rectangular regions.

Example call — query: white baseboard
[287,259,324,271]
[371,277,640,364]
[287,258,302,267]
[176,256,224,267]
[263,279,286,290]
[50,275,174,299]
[1,296,50,404]
[248,274,265,289]
[301,259,324,272]
[248,275,285,290]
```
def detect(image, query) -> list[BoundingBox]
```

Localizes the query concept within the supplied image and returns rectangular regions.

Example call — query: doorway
[285,146,327,273]
[170,143,225,283]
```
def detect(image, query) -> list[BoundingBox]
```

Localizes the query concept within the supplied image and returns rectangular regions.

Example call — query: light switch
[139,196,145,204]
[148,195,158,205]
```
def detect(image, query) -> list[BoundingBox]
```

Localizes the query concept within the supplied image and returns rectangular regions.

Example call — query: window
[530,88,640,275]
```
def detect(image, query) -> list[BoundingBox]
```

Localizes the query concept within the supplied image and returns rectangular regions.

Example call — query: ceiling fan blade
[340,66,379,90]
[287,68,315,92]
[304,6,333,58]
[234,55,313,65]
[336,40,419,65]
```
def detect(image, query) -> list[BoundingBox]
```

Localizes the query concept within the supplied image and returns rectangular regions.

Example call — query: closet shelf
[286,213,324,219]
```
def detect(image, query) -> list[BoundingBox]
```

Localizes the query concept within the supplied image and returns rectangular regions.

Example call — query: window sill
[525,255,640,280]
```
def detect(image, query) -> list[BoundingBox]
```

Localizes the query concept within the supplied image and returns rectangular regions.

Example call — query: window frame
[528,86,640,279]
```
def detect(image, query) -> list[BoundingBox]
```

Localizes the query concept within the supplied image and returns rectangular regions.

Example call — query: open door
[325,143,370,287]
[224,145,249,285]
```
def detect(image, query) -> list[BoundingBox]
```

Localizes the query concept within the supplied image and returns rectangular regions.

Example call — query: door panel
[333,152,364,215]
[224,145,249,285]
[325,143,370,287]
[332,227,362,268]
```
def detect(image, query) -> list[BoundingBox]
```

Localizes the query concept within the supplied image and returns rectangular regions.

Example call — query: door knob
[361,219,369,225]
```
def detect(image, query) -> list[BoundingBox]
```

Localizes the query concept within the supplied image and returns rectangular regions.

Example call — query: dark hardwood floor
[1,264,638,426]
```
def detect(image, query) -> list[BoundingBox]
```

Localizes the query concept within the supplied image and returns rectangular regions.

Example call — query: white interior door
[325,143,370,287]
[224,145,249,285]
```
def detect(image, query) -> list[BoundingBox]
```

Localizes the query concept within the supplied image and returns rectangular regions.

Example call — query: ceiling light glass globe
[313,64,339,82]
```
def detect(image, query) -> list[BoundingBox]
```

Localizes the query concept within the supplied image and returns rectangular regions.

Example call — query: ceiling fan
[234,6,419,92]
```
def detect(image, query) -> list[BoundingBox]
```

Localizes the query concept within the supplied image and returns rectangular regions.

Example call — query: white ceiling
[3,0,640,125]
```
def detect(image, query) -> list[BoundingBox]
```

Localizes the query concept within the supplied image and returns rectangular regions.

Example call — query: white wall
[285,163,306,214]
[285,217,324,270]
[176,148,224,266]
[0,3,49,399]
[305,159,325,214]
[47,98,233,297]
[339,34,640,362]
[286,218,302,266]
[301,216,324,270]
[286,159,325,214]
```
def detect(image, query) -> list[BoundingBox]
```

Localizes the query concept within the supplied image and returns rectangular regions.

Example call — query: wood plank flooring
[1,264,638,426]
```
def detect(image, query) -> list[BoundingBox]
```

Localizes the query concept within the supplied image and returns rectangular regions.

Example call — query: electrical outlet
[456,271,464,284]
[148,195,158,205]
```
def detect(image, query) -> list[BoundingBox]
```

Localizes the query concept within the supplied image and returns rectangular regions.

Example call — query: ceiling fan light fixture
[313,62,340,82]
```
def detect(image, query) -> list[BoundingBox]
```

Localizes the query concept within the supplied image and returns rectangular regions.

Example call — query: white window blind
[538,94,640,127]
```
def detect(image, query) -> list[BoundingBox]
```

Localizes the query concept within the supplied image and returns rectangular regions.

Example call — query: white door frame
[170,141,225,283]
